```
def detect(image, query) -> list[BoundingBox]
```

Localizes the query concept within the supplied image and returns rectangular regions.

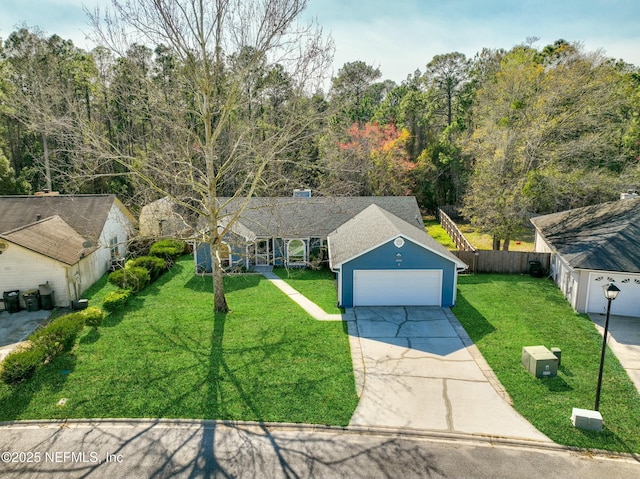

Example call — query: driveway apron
[347,306,551,442]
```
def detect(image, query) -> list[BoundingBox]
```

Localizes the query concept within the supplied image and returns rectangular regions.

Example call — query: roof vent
[293,189,311,198]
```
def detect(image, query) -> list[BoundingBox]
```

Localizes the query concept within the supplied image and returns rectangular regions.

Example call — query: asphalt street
[0,420,638,479]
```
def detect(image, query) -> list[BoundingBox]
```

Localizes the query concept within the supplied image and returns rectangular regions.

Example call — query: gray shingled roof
[0,194,120,241]
[216,196,425,240]
[1,215,98,265]
[530,197,640,273]
[328,204,466,268]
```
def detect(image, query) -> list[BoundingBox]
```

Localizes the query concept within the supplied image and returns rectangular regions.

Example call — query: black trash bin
[529,260,543,277]
[3,290,20,313]
[72,299,89,311]
[23,289,41,312]
[39,283,55,310]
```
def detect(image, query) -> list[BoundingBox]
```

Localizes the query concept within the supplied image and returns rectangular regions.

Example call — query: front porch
[194,236,325,273]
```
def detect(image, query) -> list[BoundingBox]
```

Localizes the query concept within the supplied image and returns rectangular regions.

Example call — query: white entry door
[353,269,442,306]
[254,239,270,265]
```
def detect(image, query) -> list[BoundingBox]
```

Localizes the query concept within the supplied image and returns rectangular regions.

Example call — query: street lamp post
[594,282,620,411]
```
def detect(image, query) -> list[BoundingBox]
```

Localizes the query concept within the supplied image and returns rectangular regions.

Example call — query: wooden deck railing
[437,208,476,252]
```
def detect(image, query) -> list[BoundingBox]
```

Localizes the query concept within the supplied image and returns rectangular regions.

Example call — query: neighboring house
[195,195,467,307]
[0,193,136,309]
[138,196,193,238]
[530,196,640,317]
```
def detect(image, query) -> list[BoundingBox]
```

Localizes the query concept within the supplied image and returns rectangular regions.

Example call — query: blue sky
[1,0,639,84]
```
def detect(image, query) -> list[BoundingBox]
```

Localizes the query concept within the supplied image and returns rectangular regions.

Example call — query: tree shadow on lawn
[183,273,262,294]
[182,309,444,478]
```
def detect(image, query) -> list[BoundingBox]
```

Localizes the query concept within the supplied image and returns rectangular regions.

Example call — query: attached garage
[586,272,640,317]
[353,270,442,306]
[328,205,467,308]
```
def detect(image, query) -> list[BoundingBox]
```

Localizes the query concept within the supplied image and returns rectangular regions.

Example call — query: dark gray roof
[216,196,426,240]
[328,204,466,268]
[530,197,640,273]
[0,194,121,241]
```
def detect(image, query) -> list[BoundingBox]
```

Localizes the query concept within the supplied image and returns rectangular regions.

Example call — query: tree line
[1,16,639,254]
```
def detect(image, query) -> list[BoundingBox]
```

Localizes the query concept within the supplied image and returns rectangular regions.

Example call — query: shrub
[79,306,105,329]
[103,289,131,312]
[28,313,85,362]
[127,255,167,280]
[149,239,186,260]
[108,266,150,292]
[0,344,47,385]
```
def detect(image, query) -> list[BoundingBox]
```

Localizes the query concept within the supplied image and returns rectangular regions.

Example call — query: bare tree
[85,0,333,312]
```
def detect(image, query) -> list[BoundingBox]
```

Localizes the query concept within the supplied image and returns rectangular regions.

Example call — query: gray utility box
[522,345,558,378]
[571,407,603,431]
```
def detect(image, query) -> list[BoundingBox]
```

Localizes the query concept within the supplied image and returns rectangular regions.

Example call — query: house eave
[331,233,467,270]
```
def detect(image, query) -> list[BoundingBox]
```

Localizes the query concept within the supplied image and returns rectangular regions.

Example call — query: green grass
[423,215,535,251]
[454,274,640,453]
[456,219,535,251]
[273,267,342,314]
[0,257,358,425]
[423,217,457,250]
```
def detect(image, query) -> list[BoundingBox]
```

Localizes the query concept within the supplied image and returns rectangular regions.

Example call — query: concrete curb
[4,418,630,459]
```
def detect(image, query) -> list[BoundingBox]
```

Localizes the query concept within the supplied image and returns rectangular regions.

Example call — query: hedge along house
[530,195,640,318]
[194,196,429,273]
[328,204,467,308]
[0,194,136,309]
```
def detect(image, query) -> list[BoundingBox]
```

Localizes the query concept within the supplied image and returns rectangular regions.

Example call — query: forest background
[0,3,639,252]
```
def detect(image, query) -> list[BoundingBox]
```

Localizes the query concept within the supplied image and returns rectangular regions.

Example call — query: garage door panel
[353,270,442,306]
[586,272,640,317]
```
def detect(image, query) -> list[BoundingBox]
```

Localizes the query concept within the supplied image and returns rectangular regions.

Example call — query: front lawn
[454,274,640,453]
[273,267,342,314]
[0,256,358,425]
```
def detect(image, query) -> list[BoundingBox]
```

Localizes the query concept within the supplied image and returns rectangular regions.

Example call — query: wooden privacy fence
[436,206,551,274]
[454,250,551,275]
[437,208,476,252]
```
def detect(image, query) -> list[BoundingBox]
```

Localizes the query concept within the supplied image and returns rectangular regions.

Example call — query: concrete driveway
[589,313,640,396]
[346,306,551,442]
[0,309,51,361]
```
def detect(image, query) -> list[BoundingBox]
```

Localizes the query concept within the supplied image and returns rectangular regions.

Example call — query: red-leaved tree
[338,122,415,195]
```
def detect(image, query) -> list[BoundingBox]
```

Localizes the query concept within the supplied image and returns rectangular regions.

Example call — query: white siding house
[531,197,640,318]
[0,194,136,309]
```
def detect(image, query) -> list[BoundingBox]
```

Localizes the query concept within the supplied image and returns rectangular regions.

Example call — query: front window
[287,239,307,265]
[110,236,119,259]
